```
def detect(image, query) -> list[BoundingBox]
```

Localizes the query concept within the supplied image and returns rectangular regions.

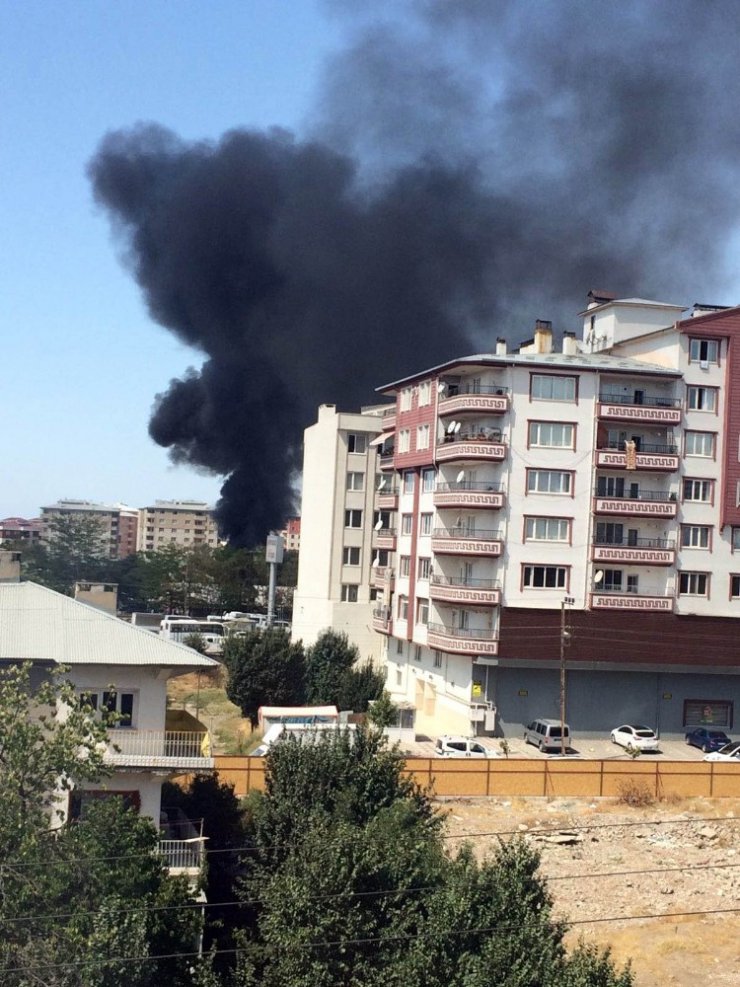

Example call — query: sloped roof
[0,582,218,668]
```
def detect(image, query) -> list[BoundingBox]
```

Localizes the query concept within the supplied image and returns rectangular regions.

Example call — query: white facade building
[137,499,219,551]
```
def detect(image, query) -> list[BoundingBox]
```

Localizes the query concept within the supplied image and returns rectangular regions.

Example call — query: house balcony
[370,566,394,590]
[431,528,504,557]
[103,730,214,770]
[379,452,395,470]
[430,576,501,606]
[438,386,509,417]
[372,606,392,634]
[436,434,507,464]
[595,442,680,472]
[158,837,207,876]
[381,408,396,431]
[592,538,676,566]
[434,482,505,511]
[593,490,678,518]
[372,527,397,550]
[589,591,674,612]
[427,622,499,656]
[375,487,399,510]
[597,393,682,426]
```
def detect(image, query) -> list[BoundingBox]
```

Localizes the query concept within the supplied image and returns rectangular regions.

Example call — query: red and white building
[304,293,740,740]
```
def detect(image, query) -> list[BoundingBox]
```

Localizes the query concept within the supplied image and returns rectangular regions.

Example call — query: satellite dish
[438,381,447,394]
[594,570,604,584]
[456,470,466,483]
[374,518,383,531]
[447,421,457,434]
[454,421,462,433]
[378,477,386,491]
[372,556,380,568]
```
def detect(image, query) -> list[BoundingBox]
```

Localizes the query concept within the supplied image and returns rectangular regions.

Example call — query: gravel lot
[404,735,718,760]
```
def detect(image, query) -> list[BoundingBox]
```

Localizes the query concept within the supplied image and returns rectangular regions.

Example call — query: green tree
[336,660,386,713]
[366,689,399,731]
[304,629,359,706]
[224,628,306,728]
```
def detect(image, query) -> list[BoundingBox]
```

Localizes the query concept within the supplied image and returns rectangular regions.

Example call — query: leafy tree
[304,629,359,705]
[336,660,386,713]
[366,689,399,731]
[183,631,208,654]
[224,628,306,728]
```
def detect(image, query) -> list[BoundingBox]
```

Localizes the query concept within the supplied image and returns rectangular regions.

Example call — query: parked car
[523,719,570,752]
[685,727,731,753]
[435,735,498,758]
[703,741,740,762]
[610,724,660,751]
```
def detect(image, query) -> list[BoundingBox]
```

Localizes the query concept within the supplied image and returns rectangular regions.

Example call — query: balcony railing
[426,622,499,656]
[158,838,207,872]
[593,537,675,549]
[590,591,674,612]
[593,487,673,501]
[428,622,497,639]
[436,481,503,493]
[432,575,500,589]
[446,384,509,396]
[430,576,501,606]
[433,527,503,541]
[103,730,214,768]
[599,393,680,408]
[372,607,392,633]
[599,441,678,455]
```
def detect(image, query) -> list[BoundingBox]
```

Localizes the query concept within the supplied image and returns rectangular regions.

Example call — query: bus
[159,617,225,655]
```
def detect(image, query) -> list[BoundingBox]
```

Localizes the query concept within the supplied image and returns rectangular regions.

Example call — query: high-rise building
[136,500,219,552]
[299,294,740,741]
[40,500,139,559]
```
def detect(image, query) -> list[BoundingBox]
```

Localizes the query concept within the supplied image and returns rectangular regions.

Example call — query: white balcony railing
[158,837,207,872]
[103,730,214,768]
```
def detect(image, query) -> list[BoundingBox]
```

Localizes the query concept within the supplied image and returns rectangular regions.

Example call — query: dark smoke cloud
[90,0,740,545]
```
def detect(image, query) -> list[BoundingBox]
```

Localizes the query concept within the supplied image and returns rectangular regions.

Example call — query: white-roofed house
[0,557,218,873]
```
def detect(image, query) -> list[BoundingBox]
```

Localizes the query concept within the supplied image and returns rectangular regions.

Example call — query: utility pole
[560,595,575,756]
[265,532,284,627]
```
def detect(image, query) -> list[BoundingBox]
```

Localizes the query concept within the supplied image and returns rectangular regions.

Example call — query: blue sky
[1,0,342,518]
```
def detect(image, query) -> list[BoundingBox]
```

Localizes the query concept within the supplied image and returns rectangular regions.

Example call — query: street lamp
[559,595,575,756]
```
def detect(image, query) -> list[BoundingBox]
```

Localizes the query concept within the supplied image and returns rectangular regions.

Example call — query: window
[601,570,622,591]
[399,555,411,577]
[687,386,717,412]
[398,595,409,620]
[401,514,413,535]
[524,517,570,542]
[416,424,430,450]
[685,431,715,458]
[348,433,367,454]
[523,565,568,589]
[403,471,415,494]
[398,429,410,453]
[683,479,713,503]
[80,690,135,727]
[343,546,361,565]
[679,572,709,597]
[529,422,574,448]
[689,338,719,364]
[733,528,740,551]
[341,584,359,602]
[681,525,710,549]
[399,387,413,411]
[345,509,362,528]
[527,469,573,495]
[433,650,443,669]
[414,644,422,662]
[396,668,403,686]
[422,468,435,493]
[531,375,577,402]
[418,380,432,406]
[417,557,431,580]
[420,513,433,536]
[731,575,740,599]
[416,599,429,625]
[396,638,404,655]
[346,471,365,491]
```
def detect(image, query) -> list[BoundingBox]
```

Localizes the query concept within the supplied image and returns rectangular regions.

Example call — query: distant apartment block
[0,516,43,544]
[136,500,219,552]
[40,500,138,559]
[280,516,301,552]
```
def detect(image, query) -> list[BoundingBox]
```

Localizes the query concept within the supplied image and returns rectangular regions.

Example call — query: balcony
[375,484,399,510]
[381,407,396,431]
[597,393,681,426]
[159,837,207,875]
[372,527,397,550]
[595,442,679,472]
[434,481,505,511]
[439,385,509,417]
[370,566,394,590]
[592,537,676,566]
[436,433,507,464]
[430,576,501,606]
[431,527,503,557]
[590,591,674,612]
[103,730,214,770]
[593,489,678,518]
[379,451,395,470]
[427,622,499,656]
[372,606,392,634]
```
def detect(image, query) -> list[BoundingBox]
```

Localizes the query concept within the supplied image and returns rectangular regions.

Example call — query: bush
[616,780,656,807]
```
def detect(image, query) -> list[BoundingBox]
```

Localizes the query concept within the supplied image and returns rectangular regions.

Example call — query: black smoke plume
[89,1,740,545]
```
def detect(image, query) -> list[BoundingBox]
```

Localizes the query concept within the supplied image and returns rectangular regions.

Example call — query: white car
[435,735,499,758]
[703,741,740,762]
[610,724,660,751]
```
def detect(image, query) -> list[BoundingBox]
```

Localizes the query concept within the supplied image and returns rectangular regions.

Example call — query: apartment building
[40,500,139,559]
[280,516,301,552]
[292,403,388,660]
[0,516,43,543]
[136,500,219,552]
[308,294,740,740]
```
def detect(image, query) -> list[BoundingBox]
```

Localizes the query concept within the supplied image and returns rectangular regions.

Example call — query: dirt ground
[442,796,740,987]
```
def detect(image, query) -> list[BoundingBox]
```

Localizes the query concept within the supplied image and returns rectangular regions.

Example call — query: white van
[523,718,570,752]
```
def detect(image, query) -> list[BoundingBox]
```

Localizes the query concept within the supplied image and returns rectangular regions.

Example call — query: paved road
[404,736,727,761]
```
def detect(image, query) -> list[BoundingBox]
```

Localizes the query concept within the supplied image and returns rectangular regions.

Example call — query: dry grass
[616,780,656,807]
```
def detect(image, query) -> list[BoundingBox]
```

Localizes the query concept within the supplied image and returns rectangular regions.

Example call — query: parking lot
[405,735,725,760]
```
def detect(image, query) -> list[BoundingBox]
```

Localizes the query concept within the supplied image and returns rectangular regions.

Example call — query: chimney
[495,337,507,356]
[562,331,578,356]
[0,550,22,583]
[533,320,553,354]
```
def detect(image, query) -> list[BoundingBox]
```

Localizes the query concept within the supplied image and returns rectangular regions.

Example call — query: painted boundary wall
[212,755,740,800]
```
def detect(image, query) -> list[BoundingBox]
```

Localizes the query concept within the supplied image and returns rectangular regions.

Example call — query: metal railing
[432,527,503,541]
[431,576,501,589]
[593,487,675,502]
[444,384,509,396]
[372,607,392,621]
[599,392,681,408]
[158,838,206,871]
[440,430,503,444]
[593,536,675,549]
[427,622,498,640]
[599,441,678,455]
[435,481,504,492]
[374,527,397,539]
[107,730,211,759]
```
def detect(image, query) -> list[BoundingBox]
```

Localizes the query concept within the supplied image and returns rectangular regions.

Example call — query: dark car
[685,727,731,753]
